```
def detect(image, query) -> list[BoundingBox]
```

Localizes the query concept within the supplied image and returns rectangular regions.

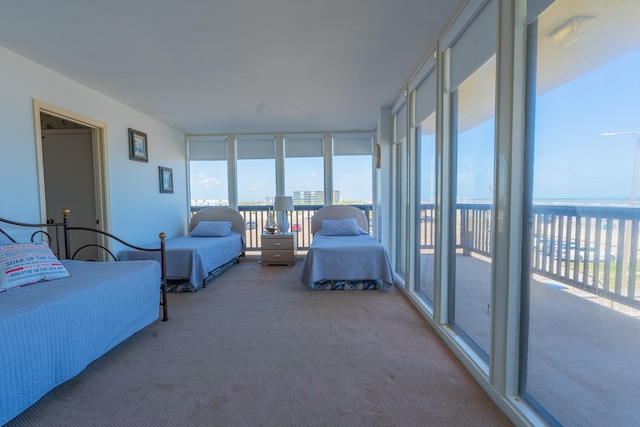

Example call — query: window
[236,135,276,206]
[332,133,373,206]
[284,134,325,205]
[189,161,228,207]
[451,56,496,359]
[522,1,640,425]
[188,136,228,207]
[413,60,437,305]
[417,113,436,303]
[284,133,325,246]
[448,0,497,362]
[394,103,408,280]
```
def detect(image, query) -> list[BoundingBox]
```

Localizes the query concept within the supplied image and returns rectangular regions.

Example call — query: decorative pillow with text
[0,242,70,290]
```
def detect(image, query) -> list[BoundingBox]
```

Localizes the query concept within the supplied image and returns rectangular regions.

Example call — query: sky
[531,47,640,202]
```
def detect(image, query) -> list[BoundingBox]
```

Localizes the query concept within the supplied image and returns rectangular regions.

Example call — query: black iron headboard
[0,208,169,321]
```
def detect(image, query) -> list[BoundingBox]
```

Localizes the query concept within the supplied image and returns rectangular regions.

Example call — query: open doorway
[33,100,109,260]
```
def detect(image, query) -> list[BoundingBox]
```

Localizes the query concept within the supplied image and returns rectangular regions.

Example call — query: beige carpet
[6,257,512,427]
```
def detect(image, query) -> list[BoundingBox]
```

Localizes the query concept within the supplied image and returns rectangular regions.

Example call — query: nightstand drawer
[262,238,294,250]
[261,250,295,263]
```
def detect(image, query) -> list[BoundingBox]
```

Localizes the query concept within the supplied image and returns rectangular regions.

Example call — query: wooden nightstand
[261,233,297,266]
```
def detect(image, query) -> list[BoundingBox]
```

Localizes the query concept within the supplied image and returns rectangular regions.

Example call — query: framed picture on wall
[159,166,173,193]
[128,128,148,162]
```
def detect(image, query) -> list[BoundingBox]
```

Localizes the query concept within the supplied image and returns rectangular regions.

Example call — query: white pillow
[319,218,366,236]
[190,221,233,237]
[0,242,70,290]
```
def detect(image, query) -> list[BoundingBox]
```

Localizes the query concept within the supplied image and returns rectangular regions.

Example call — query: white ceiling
[0,0,466,134]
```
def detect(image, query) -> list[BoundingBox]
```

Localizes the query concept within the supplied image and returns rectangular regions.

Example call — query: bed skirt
[313,279,383,290]
[166,257,239,292]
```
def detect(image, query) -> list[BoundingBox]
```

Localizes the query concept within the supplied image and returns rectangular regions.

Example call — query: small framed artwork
[159,166,173,193]
[128,128,148,162]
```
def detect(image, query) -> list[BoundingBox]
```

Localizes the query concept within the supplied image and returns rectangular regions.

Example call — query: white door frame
[33,99,110,257]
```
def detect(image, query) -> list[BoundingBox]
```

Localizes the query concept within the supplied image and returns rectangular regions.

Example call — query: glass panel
[285,155,324,247]
[417,113,436,304]
[332,155,372,206]
[332,154,373,234]
[395,139,407,280]
[285,157,324,206]
[189,160,228,207]
[452,55,496,360]
[524,1,640,425]
[237,158,275,206]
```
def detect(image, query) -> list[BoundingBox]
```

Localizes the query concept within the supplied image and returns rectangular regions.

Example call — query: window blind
[236,135,275,159]
[449,0,497,90]
[333,133,373,155]
[415,69,437,124]
[188,135,227,160]
[284,133,324,158]
[394,104,407,143]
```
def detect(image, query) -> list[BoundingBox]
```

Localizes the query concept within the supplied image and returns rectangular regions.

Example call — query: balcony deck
[448,252,639,426]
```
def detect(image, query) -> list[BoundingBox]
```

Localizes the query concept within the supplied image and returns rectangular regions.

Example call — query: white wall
[0,46,188,246]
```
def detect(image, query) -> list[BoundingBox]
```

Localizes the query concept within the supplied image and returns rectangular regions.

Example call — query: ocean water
[532,198,631,207]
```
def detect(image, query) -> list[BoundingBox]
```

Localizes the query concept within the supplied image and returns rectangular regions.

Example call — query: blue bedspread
[0,259,160,425]
[299,234,394,290]
[119,231,245,287]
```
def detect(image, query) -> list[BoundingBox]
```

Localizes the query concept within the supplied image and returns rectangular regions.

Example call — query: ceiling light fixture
[549,14,596,47]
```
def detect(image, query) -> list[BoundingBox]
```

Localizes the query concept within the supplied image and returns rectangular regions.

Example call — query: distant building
[293,191,340,205]
[191,199,229,206]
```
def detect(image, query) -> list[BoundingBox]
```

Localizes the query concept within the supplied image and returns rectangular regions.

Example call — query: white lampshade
[273,196,294,212]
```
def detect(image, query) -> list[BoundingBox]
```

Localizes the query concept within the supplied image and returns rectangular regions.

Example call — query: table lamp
[273,196,294,234]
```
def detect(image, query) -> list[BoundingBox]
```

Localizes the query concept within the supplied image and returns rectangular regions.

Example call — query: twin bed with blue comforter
[0,259,160,425]
[0,212,165,425]
[300,205,394,290]
[119,207,246,291]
